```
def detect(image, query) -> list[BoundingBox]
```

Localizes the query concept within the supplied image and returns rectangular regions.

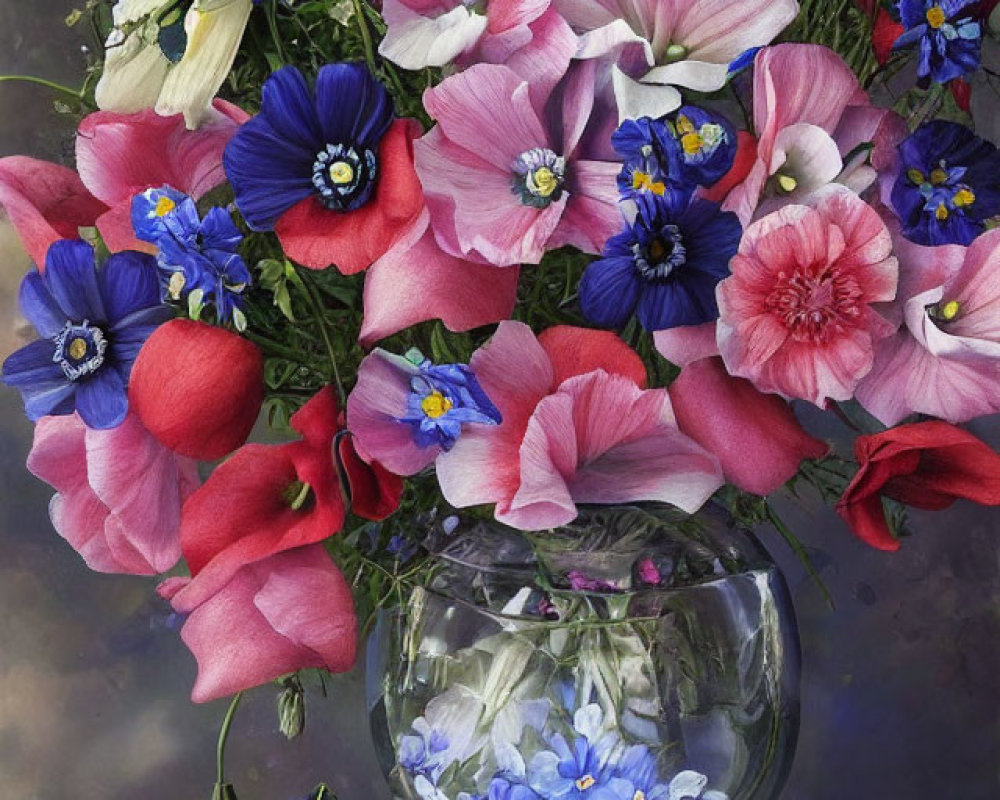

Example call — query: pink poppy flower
[722,44,905,226]
[435,322,724,530]
[856,228,1000,425]
[76,99,247,254]
[159,544,356,703]
[26,412,200,575]
[716,186,898,407]
[655,323,829,496]
[555,0,799,119]
[414,61,621,267]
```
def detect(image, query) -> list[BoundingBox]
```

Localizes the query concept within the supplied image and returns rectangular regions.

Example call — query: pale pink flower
[435,322,723,530]
[159,545,356,703]
[723,43,906,226]
[414,62,621,267]
[716,186,898,407]
[856,228,1000,425]
[26,412,200,575]
[555,0,799,119]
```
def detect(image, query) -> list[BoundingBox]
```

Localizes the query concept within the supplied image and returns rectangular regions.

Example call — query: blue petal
[260,65,323,151]
[44,240,105,324]
[315,62,393,150]
[199,207,244,251]
[18,270,65,338]
[2,338,59,387]
[100,251,163,326]
[580,256,641,329]
[75,368,128,430]
[109,311,174,370]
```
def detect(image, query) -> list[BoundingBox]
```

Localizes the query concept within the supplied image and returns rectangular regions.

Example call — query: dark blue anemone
[893,0,981,84]
[613,106,736,203]
[2,240,173,429]
[580,193,742,332]
[223,63,393,230]
[891,120,1000,246]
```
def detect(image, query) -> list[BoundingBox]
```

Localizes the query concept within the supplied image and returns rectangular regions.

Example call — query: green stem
[266,1,287,64]
[351,0,378,73]
[300,274,345,405]
[0,75,84,100]
[216,691,244,787]
[765,504,835,611]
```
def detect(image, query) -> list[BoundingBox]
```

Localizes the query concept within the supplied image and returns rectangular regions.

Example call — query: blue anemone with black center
[891,120,1000,246]
[893,0,981,84]
[2,240,173,429]
[399,352,502,452]
[613,106,736,203]
[132,186,251,327]
[223,62,393,230]
[579,193,742,332]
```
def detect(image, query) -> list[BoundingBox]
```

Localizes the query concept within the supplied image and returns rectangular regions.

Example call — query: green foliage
[782,0,878,85]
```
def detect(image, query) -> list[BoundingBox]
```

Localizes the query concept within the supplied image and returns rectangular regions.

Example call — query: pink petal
[671,0,800,63]
[538,325,648,387]
[669,357,828,495]
[653,322,720,367]
[549,159,622,255]
[359,212,519,345]
[946,229,1000,341]
[379,0,488,69]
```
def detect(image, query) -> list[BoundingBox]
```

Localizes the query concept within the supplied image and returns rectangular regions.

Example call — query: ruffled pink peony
[655,323,828,496]
[435,322,723,529]
[716,186,898,407]
[555,0,799,118]
[722,44,905,226]
[414,61,621,267]
[26,412,199,575]
[76,100,247,253]
[856,228,1000,425]
[159,544,356,703]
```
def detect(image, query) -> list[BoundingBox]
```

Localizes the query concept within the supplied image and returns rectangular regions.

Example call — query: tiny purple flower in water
[636,558,662,587]
[567,571,624,593]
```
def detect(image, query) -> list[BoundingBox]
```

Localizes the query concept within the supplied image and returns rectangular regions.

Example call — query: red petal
[128,319,264,460]
[949,79,972,113]
[538,326,647,388]
[701,131,758,205]
[275,118,425,273]
[337,435,404,521]
[872,9,905,66]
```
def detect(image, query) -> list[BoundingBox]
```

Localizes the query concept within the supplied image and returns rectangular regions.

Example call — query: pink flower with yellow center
[716,186,898,407]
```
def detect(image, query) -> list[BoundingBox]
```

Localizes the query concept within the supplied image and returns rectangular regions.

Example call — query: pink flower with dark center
[716,186,898,406]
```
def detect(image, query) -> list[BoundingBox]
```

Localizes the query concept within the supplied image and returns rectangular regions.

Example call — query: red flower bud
[129,319,264,460]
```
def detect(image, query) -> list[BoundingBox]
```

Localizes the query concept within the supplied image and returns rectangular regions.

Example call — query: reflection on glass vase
[366,504,800,800]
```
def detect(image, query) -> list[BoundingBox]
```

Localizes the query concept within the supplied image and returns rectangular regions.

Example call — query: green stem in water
[0,75,84,100]
[214,691,244,797]
[351,0,378,73]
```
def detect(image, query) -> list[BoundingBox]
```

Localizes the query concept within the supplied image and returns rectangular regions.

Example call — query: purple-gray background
[0,4,997,798]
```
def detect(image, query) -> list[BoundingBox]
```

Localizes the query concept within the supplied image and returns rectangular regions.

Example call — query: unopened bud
[278,676,306,740]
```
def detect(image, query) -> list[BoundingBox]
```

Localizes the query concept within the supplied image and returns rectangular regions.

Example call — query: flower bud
[277,676,306,740]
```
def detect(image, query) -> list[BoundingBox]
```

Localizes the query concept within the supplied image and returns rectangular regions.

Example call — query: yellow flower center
[575,775,597,792]
[155,196,176,217]
[167,271,187,300]
[926,6,946,28]
[939,300,961,321]
[930,168,949,186]
[953,188,976,208]
[907,168,927,185]
[68,337,88,360]
[633,792,646,800]
[532,167,559,198]
[631,171,666,195]
[421,391,453,419]
[776,174,798,194]
[936,202,950,221]
[329,161,355,185]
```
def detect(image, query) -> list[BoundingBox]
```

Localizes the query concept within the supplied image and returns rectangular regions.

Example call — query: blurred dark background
[0,2,997,798]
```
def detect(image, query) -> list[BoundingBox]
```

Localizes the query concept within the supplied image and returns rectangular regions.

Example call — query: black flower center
[634,224,687,281]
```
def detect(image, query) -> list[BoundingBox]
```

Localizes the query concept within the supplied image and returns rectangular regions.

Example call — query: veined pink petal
[360,212,519,346]
[549,159,621,254]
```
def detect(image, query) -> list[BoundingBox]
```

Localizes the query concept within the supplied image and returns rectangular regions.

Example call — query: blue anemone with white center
[2,239,173,429]
[222,62,393,230]
[891,120,1000,246]
[579,193,742,332]
[893,0,981,84]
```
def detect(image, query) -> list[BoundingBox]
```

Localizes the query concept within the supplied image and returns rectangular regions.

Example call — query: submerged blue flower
[400,351,502,452]
[613,107,736,202]
[612,746,673,800]
[2,240,173,429]
[894,0,981,84]
[223,62,393,230]
[891,120,1000,246]
[580,193,742,332]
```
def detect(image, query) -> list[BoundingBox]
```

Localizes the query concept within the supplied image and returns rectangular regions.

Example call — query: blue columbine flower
[2,240,173,429]
[223,62,393,230]
[132,186,251,327]
[579,193,742,332]
[891,120,1000,246]
[400,350,502,452]
[893,0,981,84]
[613,107,736,203]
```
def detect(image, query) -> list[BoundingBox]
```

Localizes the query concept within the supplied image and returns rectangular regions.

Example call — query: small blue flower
[891,120,1000,246]
[400,351,502,452]
[893,0,981,84]
[132,187,251,326]
[2,240,173,429]
[612,746,672,800]
[400,720,450,783]
[223,63,393,230]
[579,193,742,332]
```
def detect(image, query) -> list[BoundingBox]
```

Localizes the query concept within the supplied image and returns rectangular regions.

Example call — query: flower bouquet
[3,0,1000,797]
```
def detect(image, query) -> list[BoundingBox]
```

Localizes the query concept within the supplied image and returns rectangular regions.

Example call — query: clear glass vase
[366,504,800,800]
